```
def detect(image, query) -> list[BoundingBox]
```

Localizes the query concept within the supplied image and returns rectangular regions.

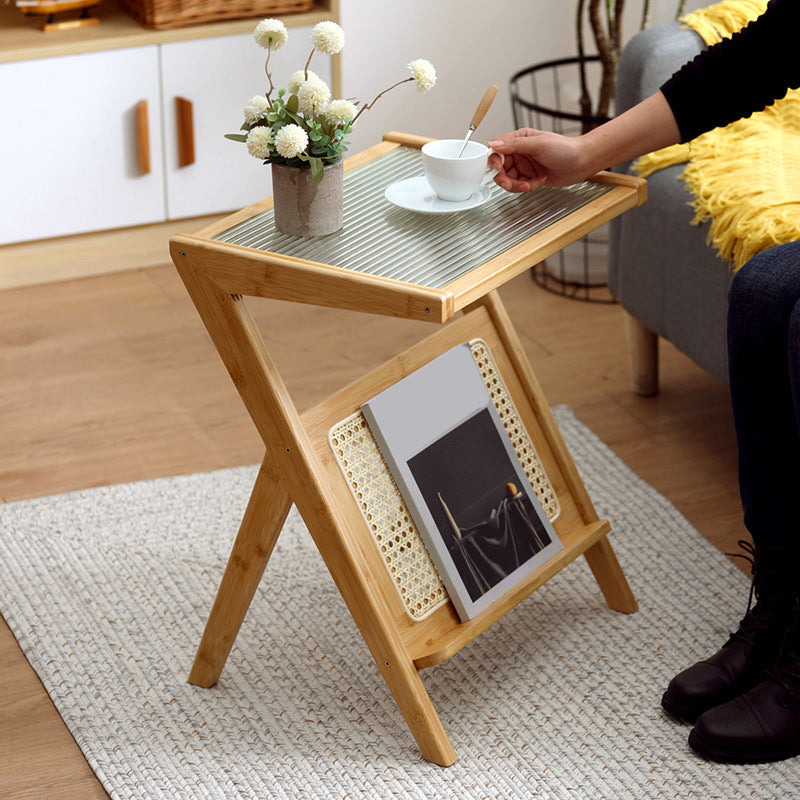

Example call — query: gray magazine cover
[361,342,562,621]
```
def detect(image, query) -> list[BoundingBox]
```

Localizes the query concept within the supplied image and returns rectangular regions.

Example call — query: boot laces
[726,540,789,647]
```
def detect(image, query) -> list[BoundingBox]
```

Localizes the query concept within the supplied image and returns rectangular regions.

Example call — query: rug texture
[1,406,797,799]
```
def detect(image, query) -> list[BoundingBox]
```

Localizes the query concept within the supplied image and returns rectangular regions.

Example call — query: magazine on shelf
[360,342,562,621]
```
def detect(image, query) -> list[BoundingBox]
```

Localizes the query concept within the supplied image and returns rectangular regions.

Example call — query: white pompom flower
[408,59,436,92]
[254,18,288,50]
[243,95,271,125]
[323,99,358,126]
[274,124,309,158]
[287,69,320,94]
[310,21,345,55]
[246,126,272,159]
[297,76,331,116]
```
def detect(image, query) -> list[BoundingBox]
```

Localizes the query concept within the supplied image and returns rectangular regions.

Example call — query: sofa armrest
[614,22,705,172]
[616,21,705,113]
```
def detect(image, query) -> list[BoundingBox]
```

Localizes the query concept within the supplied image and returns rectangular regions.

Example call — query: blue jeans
[728,241,800,553]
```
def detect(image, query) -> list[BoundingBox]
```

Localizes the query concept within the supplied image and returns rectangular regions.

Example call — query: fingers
[495,174,530,192]
[489,152,520,190]
[489,128,538,152]
[490,127,536,143]
[489,150,546,193]
[493,170,546,193]
[488,138,513,153]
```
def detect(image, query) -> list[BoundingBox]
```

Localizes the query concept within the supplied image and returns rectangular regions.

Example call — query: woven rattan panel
[214,146,612,290]
[328,339,559,621]
[119,0,313,30]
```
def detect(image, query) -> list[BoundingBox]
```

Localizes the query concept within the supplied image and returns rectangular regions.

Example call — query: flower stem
[351,77,413,125]
[304,48,316,81]
[264,48,276,104]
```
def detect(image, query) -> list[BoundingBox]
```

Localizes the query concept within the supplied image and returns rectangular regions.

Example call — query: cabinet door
[160,28,332,220]
[0,47,165,244]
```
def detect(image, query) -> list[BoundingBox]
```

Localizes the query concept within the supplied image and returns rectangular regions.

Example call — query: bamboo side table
[170,132,646,766]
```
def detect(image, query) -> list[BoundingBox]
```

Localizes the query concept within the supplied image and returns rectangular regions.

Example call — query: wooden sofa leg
[623,311,659,396]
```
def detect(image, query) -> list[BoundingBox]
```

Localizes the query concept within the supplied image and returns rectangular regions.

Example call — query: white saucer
[384,176,492,214]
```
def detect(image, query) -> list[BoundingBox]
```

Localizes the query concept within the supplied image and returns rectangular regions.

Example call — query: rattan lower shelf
[328,338,560,623]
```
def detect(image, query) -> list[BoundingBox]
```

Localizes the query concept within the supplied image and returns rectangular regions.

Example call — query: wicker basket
[120,0,315,30]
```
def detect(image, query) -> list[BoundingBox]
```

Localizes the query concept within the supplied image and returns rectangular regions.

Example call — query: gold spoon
[457,85,499,157]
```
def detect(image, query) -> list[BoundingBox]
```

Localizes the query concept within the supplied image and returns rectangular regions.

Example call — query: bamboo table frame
[170,132,646,766]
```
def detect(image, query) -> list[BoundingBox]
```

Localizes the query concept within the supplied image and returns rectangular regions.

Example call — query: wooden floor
[0,262,745,799]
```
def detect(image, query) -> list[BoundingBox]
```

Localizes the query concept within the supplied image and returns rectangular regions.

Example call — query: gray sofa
[608,22,733,394]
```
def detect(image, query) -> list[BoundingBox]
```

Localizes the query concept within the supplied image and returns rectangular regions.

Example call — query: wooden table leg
[373,648,458,767]
[583,536,638,613]
[189,457,292,688]
[473,291,637,615]
[175,244,636,764]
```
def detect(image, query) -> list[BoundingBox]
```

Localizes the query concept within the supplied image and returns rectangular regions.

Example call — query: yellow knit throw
[633,0,800,269]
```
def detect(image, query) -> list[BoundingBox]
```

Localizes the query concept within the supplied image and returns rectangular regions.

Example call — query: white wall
[338,0,573,153]
[337,0,709,153]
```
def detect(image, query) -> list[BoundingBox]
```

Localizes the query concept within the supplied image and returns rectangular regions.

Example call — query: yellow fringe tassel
[632,0,800,270]
[682,96,800,268]
[634,143,691,178]
[680,0,766,45]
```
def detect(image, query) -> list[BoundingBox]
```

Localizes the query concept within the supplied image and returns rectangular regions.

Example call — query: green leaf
[310,157,324,183]
[224,133,248,142]
[286,94,299,114]
[284,109,305,127]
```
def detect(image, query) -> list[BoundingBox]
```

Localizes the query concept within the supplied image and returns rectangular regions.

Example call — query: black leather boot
[689,609,800,763]
[661,542,795,723]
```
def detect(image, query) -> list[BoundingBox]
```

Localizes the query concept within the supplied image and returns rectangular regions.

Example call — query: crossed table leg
[174,246,636,766]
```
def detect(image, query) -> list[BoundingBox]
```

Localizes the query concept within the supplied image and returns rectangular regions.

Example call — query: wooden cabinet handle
[176,96,195,167]
[135,100,151,175]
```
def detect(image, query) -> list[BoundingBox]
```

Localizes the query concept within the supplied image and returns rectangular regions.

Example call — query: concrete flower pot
[271,160,343,238]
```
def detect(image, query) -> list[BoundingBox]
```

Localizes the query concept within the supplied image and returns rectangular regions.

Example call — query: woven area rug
[1,406,798,799]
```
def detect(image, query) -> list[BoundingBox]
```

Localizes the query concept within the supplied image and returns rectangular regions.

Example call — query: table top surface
[213,145,612,291]
[174,136,645,322]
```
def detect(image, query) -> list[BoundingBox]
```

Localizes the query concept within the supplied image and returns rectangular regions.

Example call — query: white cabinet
[161,29,332,220]
[0,26,331,245]
[0,46,165,243]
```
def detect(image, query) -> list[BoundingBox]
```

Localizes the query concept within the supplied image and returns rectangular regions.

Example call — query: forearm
[489,90,681,191]
[578,90,681,174]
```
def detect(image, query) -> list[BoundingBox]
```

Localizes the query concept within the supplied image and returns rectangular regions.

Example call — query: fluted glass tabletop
[214,146,611,290]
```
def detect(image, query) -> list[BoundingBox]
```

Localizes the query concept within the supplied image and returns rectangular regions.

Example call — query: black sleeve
[660,0,800,142]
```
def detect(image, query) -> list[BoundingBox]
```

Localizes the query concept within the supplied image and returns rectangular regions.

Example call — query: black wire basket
[509,56,616,303]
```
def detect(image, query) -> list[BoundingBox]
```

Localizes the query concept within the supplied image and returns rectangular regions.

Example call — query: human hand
[488,128,590,192]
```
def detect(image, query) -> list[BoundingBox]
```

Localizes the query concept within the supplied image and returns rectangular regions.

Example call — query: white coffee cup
[421,139,498,202]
